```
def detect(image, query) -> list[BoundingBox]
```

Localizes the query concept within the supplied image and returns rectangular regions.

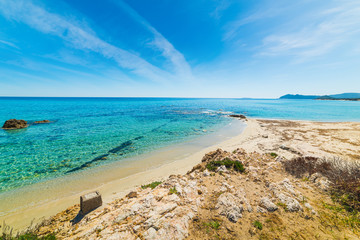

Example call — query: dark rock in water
[108,140,133,154]
[34,120,51,124]
[66,154,109,174]
[229,114,246,119]
[2,119,28,129]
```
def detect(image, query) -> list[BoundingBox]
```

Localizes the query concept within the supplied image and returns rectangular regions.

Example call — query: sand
[2,118,359,231]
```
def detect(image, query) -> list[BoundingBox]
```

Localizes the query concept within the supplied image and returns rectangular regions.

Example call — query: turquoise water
[0,97,359,193]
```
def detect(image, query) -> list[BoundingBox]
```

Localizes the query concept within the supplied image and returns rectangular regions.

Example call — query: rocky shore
[30,148,360,239]
[2,118,360,239]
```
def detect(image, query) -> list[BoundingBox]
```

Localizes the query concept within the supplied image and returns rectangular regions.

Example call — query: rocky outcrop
[33,149,357,240]
[216,192,244,222]
[229,114,246,119]
[259,197,278,212]
[2,119,28,129]
[34,120,51,124]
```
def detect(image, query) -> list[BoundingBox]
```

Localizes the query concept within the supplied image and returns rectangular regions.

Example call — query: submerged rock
[229,114,246,119]
[2,119,28,129]
[34,120,51,124]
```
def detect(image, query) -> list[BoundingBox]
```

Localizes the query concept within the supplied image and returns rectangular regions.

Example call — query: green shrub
[206,159,245,173]
[234,161,245,172]
[203,220,220,230]
[270,152,278,158]
[253,220,263,230]
[141,181,162,189]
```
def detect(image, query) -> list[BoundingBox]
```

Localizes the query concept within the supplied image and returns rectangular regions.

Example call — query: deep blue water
[0,97,359,193]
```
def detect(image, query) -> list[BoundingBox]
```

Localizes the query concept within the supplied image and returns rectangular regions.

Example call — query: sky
[0,0,359,98]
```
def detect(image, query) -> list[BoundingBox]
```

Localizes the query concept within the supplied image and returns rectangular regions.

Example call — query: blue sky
[0,0,359,97]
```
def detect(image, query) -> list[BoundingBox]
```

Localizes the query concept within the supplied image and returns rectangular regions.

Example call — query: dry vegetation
[2,149,360,240]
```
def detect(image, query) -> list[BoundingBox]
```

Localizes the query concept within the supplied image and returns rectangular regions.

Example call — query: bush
[206,158,245,173]
[253,220,263,230]
[283,156,360,212]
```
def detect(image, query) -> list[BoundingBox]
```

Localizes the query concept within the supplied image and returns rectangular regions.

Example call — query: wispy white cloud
[114,0,193,80]
[0,39,19,49]
[223,6,284,41]
[210,0,232,20]
[223,0,360,61]
[0,0,171,82]
[260,1,360,59]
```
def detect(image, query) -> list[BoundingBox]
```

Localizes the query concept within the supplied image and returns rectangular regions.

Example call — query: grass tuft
[169,187,178,195]
[0,222,56,240]
[203,220,220,230]
[253,220,263,230]
[141,181,162,190]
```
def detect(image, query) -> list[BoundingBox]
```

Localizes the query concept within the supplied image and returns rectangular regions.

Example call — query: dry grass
[284,156,360,214]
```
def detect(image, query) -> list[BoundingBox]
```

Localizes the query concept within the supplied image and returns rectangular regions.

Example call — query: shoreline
[0,118,247,231]
[28,117,360,239]
[2,117,360,232]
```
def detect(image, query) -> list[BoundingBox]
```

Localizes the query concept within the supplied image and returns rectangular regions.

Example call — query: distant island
[280,93,360,101]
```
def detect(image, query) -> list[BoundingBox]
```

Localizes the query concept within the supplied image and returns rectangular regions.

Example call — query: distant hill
[329,93,360,98]
[280,93,360,100]
[279,94,319,99]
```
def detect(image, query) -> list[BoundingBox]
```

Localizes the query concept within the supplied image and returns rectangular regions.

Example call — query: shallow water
[0,97,359,194]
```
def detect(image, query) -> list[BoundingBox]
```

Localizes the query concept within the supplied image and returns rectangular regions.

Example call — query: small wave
[202,109,233,115]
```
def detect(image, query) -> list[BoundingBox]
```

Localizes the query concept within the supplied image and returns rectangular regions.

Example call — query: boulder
[216,192,243,222]
[2,119,28,129]
[34,120,51,124]
[229,114,246,119]
[277,193,302,212]
[126,191,138,198]
[260,197,278,212]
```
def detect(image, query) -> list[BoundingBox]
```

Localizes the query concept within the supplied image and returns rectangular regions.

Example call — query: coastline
[28,117,360,240]
[2,117,360,232]
[0,118,247,231]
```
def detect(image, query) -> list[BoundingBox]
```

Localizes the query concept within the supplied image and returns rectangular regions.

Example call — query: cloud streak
[260,1,360,59]
[0,39,19,49]
[0,0,171,82]
[114,0,193,80]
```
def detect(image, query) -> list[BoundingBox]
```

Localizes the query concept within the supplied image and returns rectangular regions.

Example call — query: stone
[259,197,278,212]
[34,120,51,124]
[80,191,102,214]
[277,193,302,212]
[203,169,210,177]
[304,203,313,210]
[257,206,267,213]
[126,191,138,198]
[228,114,246,119]
[216,192,243,222]
[2,119,28,129]
[143,227,158,240]
[216,165,228,173]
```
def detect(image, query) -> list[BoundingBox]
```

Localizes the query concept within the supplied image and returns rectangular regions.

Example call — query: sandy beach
[2,117,360,234]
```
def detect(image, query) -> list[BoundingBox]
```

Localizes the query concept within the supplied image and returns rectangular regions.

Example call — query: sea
[1,97,360,195]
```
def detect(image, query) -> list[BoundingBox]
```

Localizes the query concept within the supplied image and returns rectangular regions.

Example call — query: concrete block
[80,191,102,214]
